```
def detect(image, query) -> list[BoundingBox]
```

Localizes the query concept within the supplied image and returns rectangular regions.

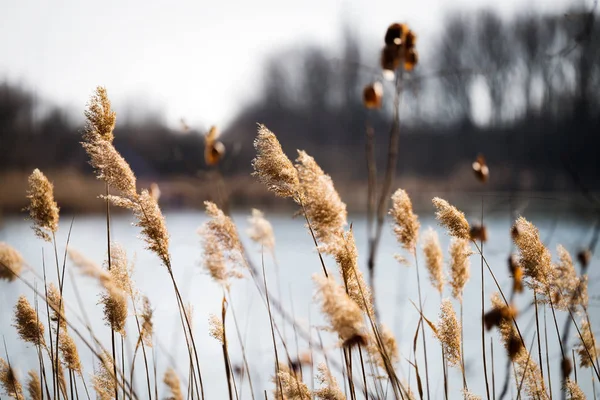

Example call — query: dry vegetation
[0,21,599,400]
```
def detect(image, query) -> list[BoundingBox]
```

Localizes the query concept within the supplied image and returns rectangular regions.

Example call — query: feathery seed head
[273,364,312,400]
[576,319,598,368]
[436,299,462,367]
[83,139,137,198]
[208,314,225,345]
[140,296,154,347]
[462,389,482,400]
[25,169,59,242]
[13,295,45,346]
[26,370,42,400]
[100,246,130,335]
[252,124,301,200]
[422,228,444,294]
[247,209,275,250]
[432,197,470,240]
[449,238,472,300]
[59,331,81,373]
[92,351,115,400]
[164,368,183,400]
[565,378,585,400]
[314,363,345,400]
[0,243,24,281]
[552,245,587,310]
[490,294,523,361]
[84,86,116,143]
[512,217,553,291]
[0,358,23,400]
[369,324,400,370]
[390,189,420,251]
[47,283,66,329]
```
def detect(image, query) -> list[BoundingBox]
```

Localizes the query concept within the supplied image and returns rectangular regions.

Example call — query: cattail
[164,368,183,400]
[84,86,116,143]
[0,242,23,281]
[381,44,402,73]
[449,238,471,300]
[100,245,130,335]
[436,299,462,367]
[25,169,60,242]
[26,370,42,400]
[313,274,366,346]
[363,82,383,109]
[512,217,553,291]
[576,319,599,368]
[461,389,482,400]
[314,363,345,400]
[59,331,81,373]
[565,378,585,400]
[296,150,347,253]
[13,296,45,346]
[472,154,489,183]
[273,364,311,400]
[47,283,66,329]
[577,249,592,269]
[252,124,301,200]
[469,224,488,242]
[0,357,23,400]
[385,23,408,45]
[140,296,154,347]
[247,208,275,251]
[334,230,374,316]
[389,189,420,251]
[422,228,444,294]
[208,314,225,345]
[92,351,116,400]
[432,198,470,240]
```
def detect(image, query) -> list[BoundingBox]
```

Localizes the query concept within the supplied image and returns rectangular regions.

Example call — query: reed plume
[389,188,420,251]
[13,296,45,346]
[449,238,472,300]
[26,370,41,400]
[295,150,347,252]
[489,294,521,359]
[512,217,553,291]
[68,248,118,293]
[432,197,470,240]
[247,208,275,251]
[164,368,183,400]
[58,330,82,373]
[369,323,400,369]
[0,357,23,400]
[92,351,116,400]
[25,168,59,242]
[208,314,225,345]
[100,245,130,335]
[130,190,170,265]
[0,242,23,281]
[551,245,587,310]
[273,363,311,400]
[84,86,116,143]
[252,124,301,200]
[565,378,585,399]
[313,274,366,347]
[47,282,66,329]
[461,389,482,400]
[576,319,598,368]
[436,299,462,367]
[314,363,345,400]
[422,228,444,294]
[140,296,154,347]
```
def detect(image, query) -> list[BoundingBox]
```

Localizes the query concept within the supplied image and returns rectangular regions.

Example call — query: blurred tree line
[1,7,599,191]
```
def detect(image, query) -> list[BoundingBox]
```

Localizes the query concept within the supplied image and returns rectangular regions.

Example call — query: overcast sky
[0,0,578,129]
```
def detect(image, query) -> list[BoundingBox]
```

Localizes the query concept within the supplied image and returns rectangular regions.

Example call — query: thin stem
[261,251,283,399]
[480,233,491,400]
[534,291,545,383]
[413,252,431,400]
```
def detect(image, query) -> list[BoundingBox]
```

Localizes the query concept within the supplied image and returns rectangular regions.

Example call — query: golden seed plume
[100,244,130,335]
[59,331,81,373]
[295,150,347,252]
[47,283,66,329]
[133,191,171,265]
[208,314,225,345]
[576,319,599,368]
[140,296,154,347]
[313,274,365,345]
[565,378,585,400]
[314,363,345,400]
[164,368,183,400]
[390,189,420,251]
[489,294,522,359]
[68,248,117,293]
[552,245,587,310]
[83,140,137,198]
[436,299,462,367]
[369,324,400,370]
[247,208,275,251]
[512,217,553,291]
[25,169,60,242]
[26,370,42,400]
[13,296,45,346]
[449,238,472,300]
[461,389,482,400]
[0,242,23,281]
[273,363,311,400]
[334,230,374,316]
[84,86,116,143]
[422,228,444,294]
[0,358,23,400]
[252,124,301,200]
[432,197,470,240]
[92,351,116,400]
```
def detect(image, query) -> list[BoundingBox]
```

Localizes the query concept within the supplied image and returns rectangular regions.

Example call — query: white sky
[0,0,578,129]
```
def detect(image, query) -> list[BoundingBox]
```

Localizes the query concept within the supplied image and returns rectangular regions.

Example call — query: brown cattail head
[164,368,183,400]
[422,228,445,294]
[252,124,301,200]
[436,299,462,367]
[313,274,365,345]
[13,295,45,346]
[490,294,523,361]
[577,249,591,270]
[381,44,402,72]
[449,238,472,300]
[483,303,517,331]
[432,197,470,240]
[247,209,275,251]
[25,169,60,242]
[314,363,345,400]
[469,224,488,242]
[390,188,420,251]
[576,319,599,368]
[472,154,489,183]
[512,217,553,291]
[26,370,42,400]
[404,48,419,71]
[84,86,116,143]
[363,82,383,109]
[296,150,348,253]
[0,357,23,400]
[561,357,573,380]
[59,331,81,373]
[204,126,226,166]
[0,242,24,281]
[385,23,408,45]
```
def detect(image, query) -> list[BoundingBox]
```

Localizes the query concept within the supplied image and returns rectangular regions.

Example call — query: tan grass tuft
[13,296,45,346]
[25,169,59,242]
[26,370,42,400]
[47,282,66,329]
[208,314,225,345]
[140,296,154,347]
[247,208,275,251]
[436,299,462,367]
[0,357,23,400]
[369,324,400,370]
[576,319,599,368]
[449,238,472,300]
[552,245,587,310]
[512,217,553,291]
[84,86,116,143]
[100,244,131,335]
[565,378,585,400]
[92,351,116,400]
[314,363,345,400]
[432,197,470,240]
[273,364,311,400]
[252,124,301,200]
[461,389,482,400]
[422,228,444,294]
[0,243,24,281]
[59,330,82,373]
[390,188,420,251]
[164,368,183,400]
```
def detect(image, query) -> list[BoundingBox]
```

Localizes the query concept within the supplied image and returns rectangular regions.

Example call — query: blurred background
[1,0,599,214]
